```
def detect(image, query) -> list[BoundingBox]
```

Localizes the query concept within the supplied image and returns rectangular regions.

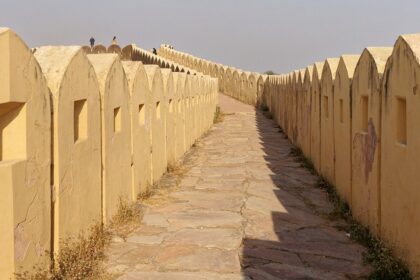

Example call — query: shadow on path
[240,110,372,279]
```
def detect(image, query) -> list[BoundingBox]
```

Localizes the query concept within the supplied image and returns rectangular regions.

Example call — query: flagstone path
[105,94,371,280]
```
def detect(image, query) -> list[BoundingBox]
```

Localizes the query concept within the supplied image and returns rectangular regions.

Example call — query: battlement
[0,27,218,279]
[159,37,420,278]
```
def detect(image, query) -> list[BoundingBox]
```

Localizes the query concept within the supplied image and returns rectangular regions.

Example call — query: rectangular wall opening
[396,97,407,145]
[156,102,161,120]
[74,99,87,143]
[361,96,369,132]
[323,96,329,119]
[339,99,344,123]
[138,104,145,126]
[169,99,173,114]
[114,107,121,133]
[0,102,26,161]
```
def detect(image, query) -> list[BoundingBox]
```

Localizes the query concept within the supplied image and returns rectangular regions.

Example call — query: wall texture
[0,28,218,279]
[0,27,51,279]
[35,46,103,254]
[157,45,264,106]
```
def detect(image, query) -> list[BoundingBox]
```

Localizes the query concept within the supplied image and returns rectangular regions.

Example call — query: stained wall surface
[351,48,392,235]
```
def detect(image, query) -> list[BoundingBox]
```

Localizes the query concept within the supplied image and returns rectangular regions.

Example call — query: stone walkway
[105,94,371,280]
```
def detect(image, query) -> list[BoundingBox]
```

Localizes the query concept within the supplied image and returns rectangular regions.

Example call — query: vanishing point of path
[105,94,372,280]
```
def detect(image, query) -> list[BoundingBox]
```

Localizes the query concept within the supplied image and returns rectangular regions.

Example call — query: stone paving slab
[105,94,371,279]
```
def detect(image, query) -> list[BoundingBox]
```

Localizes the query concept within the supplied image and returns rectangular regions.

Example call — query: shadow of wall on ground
[240,111,371,279]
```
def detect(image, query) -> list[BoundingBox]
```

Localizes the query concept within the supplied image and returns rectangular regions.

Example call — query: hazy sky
[1,0,420,73]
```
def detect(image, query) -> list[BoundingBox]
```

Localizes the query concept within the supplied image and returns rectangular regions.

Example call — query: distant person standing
[112,36,117,45]
[89,37,95,48]
[152,48,157,55]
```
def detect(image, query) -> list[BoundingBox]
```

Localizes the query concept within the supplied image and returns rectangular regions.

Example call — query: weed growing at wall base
[290,148,411,280]
[109,198,143,240]
[213,105,224,123]
[316,177,411,280]
[15,224,112,280]
[167,162,180,174]
[260,105,272,119]
[290,147,316,175]
[14,199,142,280]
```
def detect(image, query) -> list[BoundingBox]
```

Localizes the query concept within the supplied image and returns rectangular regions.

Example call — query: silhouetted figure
[112,36,117,45]
[152,48,157,55]
[89,37,95,48]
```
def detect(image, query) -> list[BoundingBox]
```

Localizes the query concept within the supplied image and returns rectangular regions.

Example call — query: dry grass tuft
[137,186,153,201]
[213,106,225,123]
[16,224,112,280]
[167,162,187,177]
[15,137,196,280]
[108,199,143,240]
[167,162,180,173]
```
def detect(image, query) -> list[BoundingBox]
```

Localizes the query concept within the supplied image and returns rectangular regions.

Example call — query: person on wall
[89,37,95,48]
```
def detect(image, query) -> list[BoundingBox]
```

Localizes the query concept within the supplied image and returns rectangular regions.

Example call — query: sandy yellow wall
[159,38,420,277]
[258,38,420,278]
[157,45,264,107]
[144,65,167,183]
[0,28,218,278]
[333,55,359,204]
[309,62,324,172]
[301,66,313,157]
[0,28,51,278]
[161,69,176,167]
[320,58,339,185]
[35,46,102,254]
[351,48,392,236]
[380,35,420,277]
[122,61,153,198]
[173,73,187,160]
[88,54,133,223]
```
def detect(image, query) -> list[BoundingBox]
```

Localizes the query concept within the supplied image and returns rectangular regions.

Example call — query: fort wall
[157,35,420,277]
[0,28,218,279]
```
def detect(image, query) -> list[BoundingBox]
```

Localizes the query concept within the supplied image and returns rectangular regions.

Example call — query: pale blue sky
[1,0,419,73]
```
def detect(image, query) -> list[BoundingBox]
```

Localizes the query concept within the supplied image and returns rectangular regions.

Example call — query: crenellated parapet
[262,36,419,278]
[159,34,420,278]
[0,27,218,279]
[157,44,266,107]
